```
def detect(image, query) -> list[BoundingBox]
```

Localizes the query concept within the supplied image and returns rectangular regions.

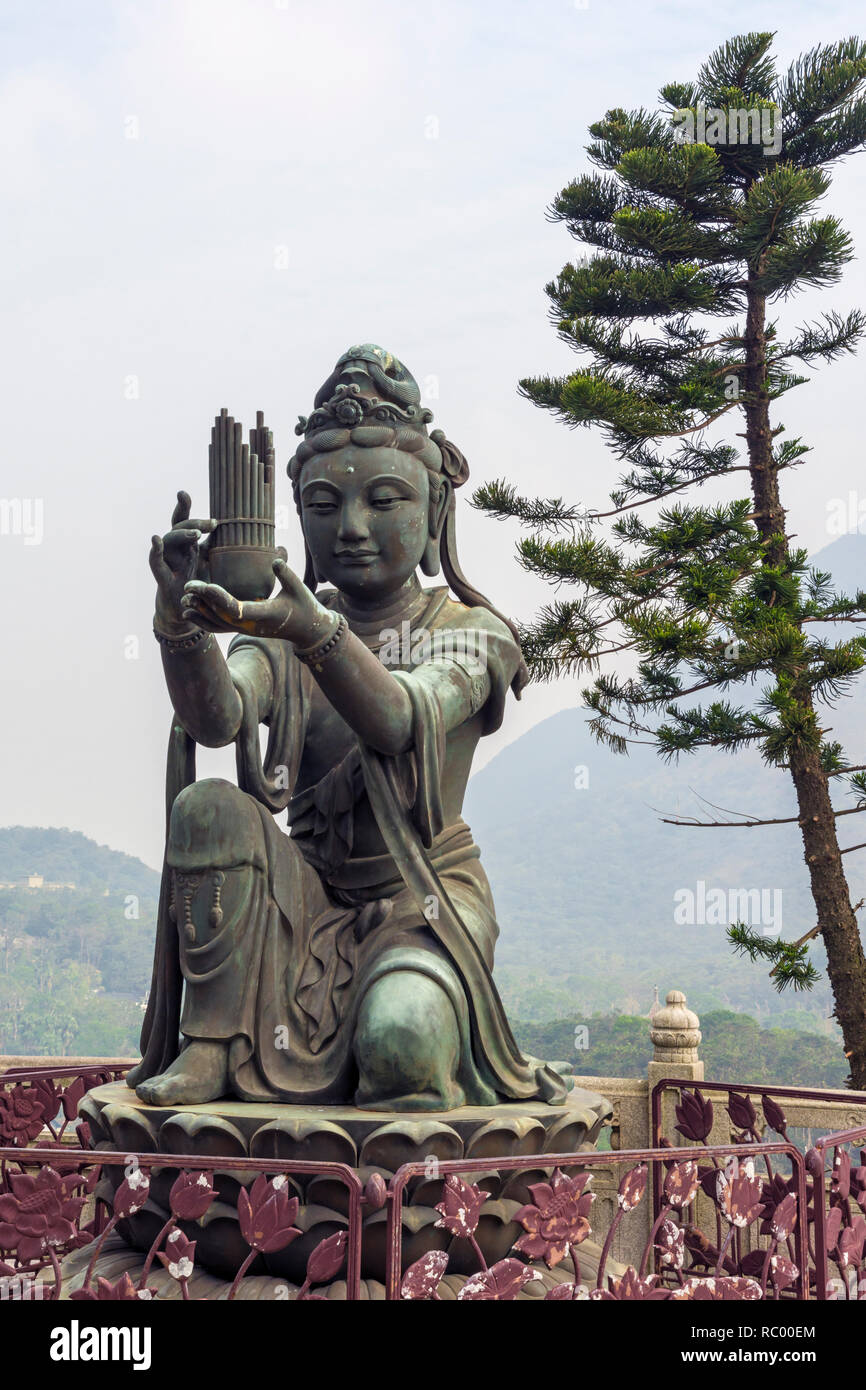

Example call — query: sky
[1,0,865,868]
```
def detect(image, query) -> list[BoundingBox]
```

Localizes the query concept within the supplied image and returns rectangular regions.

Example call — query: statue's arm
[307,633,416,754]
[311,625,497,754]
[180,564,418,755]
[178,566,512,754]
[158,638,273,748]
[150,491,274,747]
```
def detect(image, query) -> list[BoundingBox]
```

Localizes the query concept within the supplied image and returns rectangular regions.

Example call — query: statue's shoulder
[433,591,518,644]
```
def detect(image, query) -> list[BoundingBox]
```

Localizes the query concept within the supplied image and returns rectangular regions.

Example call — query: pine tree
[476,33,866,1086]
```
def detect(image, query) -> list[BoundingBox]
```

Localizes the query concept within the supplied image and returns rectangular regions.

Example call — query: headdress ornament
[288,344,526,694]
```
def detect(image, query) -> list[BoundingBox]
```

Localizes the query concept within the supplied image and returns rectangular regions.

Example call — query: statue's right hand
[151,491,217,635]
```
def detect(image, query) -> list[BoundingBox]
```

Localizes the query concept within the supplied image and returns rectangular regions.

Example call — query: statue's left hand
[181,560,332,646]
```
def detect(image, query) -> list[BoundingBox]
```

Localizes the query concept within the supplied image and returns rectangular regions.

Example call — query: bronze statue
[128,345,568,1112]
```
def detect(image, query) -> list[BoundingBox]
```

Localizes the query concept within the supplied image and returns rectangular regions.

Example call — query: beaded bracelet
[294,613,349,670]
[153,625,212,653]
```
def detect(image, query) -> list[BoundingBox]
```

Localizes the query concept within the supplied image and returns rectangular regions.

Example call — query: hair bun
[430,430,470,488]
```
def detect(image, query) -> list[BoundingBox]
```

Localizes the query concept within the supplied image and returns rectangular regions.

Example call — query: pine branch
[659,803,864,827]
[755,217,854,298]
[777,39,866,128]
[470,480,592,531]
[776,309,866,363]
[784,96,866,167]
[586,106,675,169]
[727,923,822,992]
[698,32,778,102]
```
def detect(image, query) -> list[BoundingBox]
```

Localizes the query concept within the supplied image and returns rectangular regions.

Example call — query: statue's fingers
[184,580,242,622]
[171,491,191,527]
[273,558,302,596]
[163,528,202,565]
[181,609,226,634]
[149,536,173,587]
[180,591,218,623]
[180,596,236,635]
[238,598,281,626]
[186,518,217,533]
[167,526,201,545]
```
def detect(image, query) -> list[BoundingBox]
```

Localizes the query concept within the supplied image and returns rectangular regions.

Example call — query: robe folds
[135,588,569,1106]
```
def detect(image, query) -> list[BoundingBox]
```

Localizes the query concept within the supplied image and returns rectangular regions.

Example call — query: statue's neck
[334,575,430,633]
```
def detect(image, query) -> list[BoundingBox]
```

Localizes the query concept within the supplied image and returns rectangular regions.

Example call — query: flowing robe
[135,586,568,1106]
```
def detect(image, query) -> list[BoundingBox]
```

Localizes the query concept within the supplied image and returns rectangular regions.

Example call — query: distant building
[0,872,76,891]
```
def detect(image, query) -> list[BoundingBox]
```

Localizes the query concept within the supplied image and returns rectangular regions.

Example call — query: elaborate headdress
[288,345,527,695]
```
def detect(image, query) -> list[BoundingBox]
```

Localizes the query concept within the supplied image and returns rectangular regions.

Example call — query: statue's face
[299,445,431,600]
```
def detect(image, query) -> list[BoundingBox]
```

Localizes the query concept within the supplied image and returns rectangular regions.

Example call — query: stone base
[79,1080,612,1287]
[80,1080,611,1158]
[54,1231,618,1300]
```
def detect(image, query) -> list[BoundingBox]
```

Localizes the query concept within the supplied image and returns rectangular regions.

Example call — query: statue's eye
[369,492,402,510]
[305,496,338,514]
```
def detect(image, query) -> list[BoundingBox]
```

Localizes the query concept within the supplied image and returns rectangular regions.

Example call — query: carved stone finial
[649,989,701,1063]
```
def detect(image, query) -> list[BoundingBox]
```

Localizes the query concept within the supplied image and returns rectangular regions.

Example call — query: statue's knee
[354,973,462,1104]
[169,779,262,864]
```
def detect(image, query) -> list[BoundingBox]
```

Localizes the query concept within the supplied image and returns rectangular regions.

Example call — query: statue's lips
[334,552,379,566]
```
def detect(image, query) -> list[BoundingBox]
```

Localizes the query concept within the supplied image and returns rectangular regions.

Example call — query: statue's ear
[421,475,451,577]
[297,504,321,589]
[302,541,320,590]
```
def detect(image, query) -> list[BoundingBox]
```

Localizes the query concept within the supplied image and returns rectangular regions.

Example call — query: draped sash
[134,599,568,1106]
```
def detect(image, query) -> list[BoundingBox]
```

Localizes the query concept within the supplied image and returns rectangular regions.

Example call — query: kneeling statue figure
[128,344,569,1113]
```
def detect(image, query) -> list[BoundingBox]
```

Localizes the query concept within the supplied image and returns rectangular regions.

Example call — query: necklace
[332,581,446,651]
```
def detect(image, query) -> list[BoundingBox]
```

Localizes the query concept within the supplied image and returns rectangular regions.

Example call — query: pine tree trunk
[744,266,866,1088]
[788,744,866,1086]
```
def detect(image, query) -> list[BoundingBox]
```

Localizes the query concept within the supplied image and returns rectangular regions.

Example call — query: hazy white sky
[1,0,865,867]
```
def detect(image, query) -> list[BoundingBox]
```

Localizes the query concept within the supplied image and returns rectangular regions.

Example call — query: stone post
[647,989,704,1147]
[595,990,705,1272]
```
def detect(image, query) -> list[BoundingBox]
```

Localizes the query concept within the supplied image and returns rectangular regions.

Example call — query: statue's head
[288,345,527,692]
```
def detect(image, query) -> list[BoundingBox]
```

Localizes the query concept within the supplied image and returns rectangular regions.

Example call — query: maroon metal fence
[0,1144,365,1301]
[651,1076,866,1301]
[2,1064,863,1301]
[385,1140,809,1300]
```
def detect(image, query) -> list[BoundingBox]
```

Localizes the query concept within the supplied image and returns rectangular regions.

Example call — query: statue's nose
[337,501,369,541]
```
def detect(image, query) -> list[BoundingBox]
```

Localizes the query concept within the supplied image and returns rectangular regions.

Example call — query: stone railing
[3,1005,865,1300]
[570,988,866,1270]
[0,1055,135,1073]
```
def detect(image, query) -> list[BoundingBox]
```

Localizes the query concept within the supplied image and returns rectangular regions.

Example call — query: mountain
[0,826,161,898]
[1,536,862,1057]
[0,828,159,1057]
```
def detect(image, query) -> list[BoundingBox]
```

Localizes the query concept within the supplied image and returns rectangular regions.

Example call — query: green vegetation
[0,827,158,1057]
[513,1009,849,1088]
[0,815,851,1084]
[469,537,865,1046]
[476,32,866,1084]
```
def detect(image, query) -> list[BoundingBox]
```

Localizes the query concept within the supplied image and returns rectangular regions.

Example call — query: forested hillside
[1,538,861,1061]
[512,1011,849,1089]
[0,827,158,1056]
